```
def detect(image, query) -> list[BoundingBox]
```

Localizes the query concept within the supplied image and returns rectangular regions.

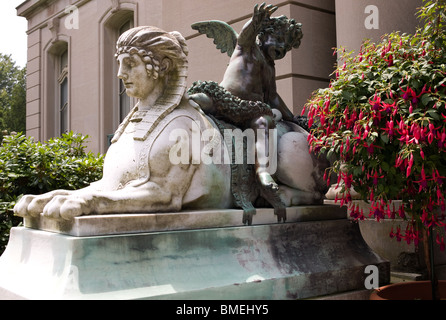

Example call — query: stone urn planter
[370,280,446,300]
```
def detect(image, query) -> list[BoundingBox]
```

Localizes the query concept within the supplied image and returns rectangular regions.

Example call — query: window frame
[43,39,70,140]
[117,19,134,124]
[58,49,69,135]
[100,8,136,151]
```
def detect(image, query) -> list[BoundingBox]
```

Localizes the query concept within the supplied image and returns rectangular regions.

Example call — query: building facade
[17,0,422,153]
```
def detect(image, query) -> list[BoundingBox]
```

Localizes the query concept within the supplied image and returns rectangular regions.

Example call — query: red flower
[426,123,438,145]
[382,119,395,137]
[369,94,382,111]
[436,234,445,251]
[386,54,394,67]
[437,128,446,148]
[400,84,430,105]
[400,86,416,101]
[398,204,406,219]
[390,226,403,242]
[406,153,414,177]
[397,120,411,144]
[433,168,445,185]
[414,165,430,192]
[381,101,397,115]
[371,204,385,221]
[341,172,353,189]
[368,170,384,186]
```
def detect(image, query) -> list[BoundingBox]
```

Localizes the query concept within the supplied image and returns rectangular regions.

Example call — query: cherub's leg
[251,115,278,191]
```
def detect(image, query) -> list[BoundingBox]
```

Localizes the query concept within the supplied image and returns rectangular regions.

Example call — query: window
[118,20,132,123]
[44,39,69,140]
[58,50,69,135]
[100,9,135,151]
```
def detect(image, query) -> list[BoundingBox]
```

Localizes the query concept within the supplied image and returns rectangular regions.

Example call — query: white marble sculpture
[14,25,328,222]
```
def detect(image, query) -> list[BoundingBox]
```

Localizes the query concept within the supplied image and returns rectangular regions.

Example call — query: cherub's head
[257,15,303,60]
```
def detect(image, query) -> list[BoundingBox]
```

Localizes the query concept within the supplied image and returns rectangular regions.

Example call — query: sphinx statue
[14,6,329,224]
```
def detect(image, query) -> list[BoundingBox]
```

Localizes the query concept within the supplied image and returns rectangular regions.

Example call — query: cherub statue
[188,3,303,192]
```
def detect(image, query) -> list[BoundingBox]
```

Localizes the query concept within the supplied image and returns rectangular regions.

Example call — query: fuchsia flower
[437,234,445,251]
[369,94,382,111]
[428,123,440,144]
[414,165,430,191]
[400,86,417,102]
[420,148,425,160]
[368,170,384,186]
[398,204,406,219]
[386,54,394,67]
[382,119,395,137]
[400,85,431,105]
[403,224,421,245]
[350,205,365,221]
[397,121,411,144]
[372,206,385,221]
[341,172,353,189]
[406,153,414,177]
[390,226,403,242]
[403,84,431,105]
[381,101,397,115]
[433,168,445,185]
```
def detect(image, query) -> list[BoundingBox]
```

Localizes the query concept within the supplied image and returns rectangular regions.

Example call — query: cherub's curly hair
[258,15,303,51]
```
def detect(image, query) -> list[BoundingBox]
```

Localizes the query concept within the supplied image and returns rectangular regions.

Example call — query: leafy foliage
[0,132,104,253]
[305,0,446,248]
[0,54,26,138]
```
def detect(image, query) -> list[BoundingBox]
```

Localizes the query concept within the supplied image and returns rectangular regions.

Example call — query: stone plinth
[23,205,347,237]
[0,205,390,300]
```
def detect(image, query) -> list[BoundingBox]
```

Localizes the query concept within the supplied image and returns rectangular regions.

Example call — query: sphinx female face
[117,53,156,101]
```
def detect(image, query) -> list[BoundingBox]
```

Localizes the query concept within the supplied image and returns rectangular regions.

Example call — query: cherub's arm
[267,80,294,121]
[270,93,294,121]
[238,3,277,49]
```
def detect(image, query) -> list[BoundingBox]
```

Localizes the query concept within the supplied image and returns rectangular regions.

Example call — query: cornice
[17,0,56,19]
[17,0,92,34]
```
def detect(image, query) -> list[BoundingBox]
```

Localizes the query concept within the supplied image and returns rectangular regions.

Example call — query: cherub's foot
[257,171,279,191]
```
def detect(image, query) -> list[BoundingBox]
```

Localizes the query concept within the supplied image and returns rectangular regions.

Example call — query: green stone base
[0,206,389,300]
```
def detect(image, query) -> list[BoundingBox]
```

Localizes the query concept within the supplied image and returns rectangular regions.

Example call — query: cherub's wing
[191,20,238,57]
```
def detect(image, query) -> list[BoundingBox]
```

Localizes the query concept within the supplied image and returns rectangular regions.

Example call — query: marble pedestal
[0,205,389,300]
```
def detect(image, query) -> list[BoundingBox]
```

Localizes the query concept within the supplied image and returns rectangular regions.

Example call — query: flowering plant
[305,0,446,250]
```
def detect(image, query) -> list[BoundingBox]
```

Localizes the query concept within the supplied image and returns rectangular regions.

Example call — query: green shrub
[0,132,104,254]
